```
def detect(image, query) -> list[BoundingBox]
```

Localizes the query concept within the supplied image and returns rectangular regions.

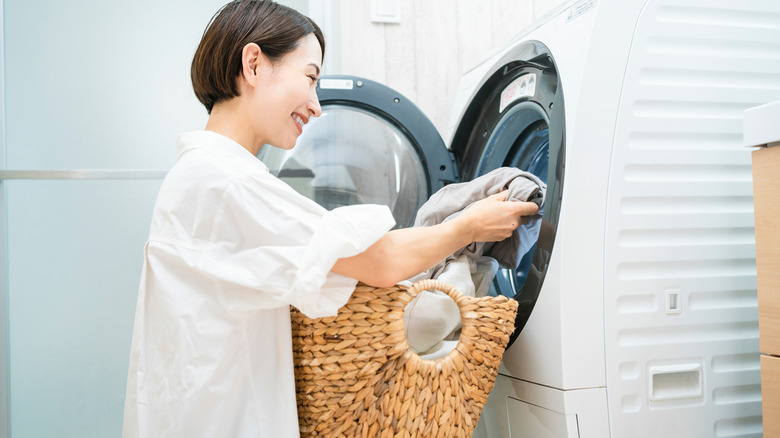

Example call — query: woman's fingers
[489,190,509,202]
[489,191,538,216]
[513,200,539,217]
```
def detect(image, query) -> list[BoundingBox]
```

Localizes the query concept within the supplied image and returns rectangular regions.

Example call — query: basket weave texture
[291,279,519,437]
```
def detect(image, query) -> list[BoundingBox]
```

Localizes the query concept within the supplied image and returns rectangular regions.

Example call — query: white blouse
[123,131,395,437]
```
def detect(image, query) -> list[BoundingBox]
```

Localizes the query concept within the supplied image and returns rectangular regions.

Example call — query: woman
[122,1,539,437]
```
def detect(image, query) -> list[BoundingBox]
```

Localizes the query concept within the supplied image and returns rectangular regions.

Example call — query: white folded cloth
[403,255,499,358]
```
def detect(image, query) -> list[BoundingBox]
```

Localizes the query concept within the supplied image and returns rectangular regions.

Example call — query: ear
[240,43,265,87]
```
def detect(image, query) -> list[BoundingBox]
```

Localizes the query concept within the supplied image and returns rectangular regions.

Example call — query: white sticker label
[319,79,354,90]
[499,73,536,113]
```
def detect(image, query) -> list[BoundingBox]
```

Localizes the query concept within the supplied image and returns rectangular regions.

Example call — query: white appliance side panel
[548,0,649,392]
[474,375,610,438]
[603,0,780,436]
[497,0,612,391]
[504,0,661,391]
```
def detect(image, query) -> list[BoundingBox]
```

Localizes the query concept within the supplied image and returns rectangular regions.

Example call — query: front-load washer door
[258,75,457,228]
[450,41,565,345]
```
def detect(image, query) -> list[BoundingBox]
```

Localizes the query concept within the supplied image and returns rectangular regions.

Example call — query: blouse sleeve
[193,177,395,318]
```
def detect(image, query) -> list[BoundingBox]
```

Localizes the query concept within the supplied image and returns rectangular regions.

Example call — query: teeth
[293,114,304,129]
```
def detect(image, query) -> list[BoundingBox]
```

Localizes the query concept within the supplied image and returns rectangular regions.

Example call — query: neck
[205,99,262,156]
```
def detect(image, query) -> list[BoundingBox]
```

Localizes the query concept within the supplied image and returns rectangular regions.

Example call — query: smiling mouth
[292,114,305,132]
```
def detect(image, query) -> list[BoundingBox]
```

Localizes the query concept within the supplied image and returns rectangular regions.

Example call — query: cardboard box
[752,145,780,356]
[761,354,780,437]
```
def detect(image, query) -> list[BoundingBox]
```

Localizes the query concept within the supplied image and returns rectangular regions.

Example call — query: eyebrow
[309,63,321,76]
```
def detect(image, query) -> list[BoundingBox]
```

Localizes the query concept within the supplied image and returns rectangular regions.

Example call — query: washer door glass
[258,105,429,228]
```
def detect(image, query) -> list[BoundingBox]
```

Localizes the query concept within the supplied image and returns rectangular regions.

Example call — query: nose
[308,88,322,118]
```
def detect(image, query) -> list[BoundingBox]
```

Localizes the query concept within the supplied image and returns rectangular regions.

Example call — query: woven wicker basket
[291,278,519,437]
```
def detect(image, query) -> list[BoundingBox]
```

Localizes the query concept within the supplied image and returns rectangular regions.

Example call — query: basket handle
[401,278,487,373]
[405,278,465,303]
[401,278,517,375]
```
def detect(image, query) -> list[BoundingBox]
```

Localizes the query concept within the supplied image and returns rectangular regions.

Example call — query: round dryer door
[450,41,565,345]
[258,75,457,228]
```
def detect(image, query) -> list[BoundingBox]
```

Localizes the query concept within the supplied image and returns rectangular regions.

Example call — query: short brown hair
[191,0,325,114]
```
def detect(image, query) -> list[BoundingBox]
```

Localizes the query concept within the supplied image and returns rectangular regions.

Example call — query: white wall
[0,1,242,436]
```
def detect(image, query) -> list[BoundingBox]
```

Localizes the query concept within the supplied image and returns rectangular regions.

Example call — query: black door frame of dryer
[314,76,459,204]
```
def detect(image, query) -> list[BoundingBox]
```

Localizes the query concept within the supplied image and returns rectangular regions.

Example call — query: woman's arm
[331,191,540,287]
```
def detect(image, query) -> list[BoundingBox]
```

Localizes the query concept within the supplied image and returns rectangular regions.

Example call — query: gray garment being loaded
[413,167,546,280]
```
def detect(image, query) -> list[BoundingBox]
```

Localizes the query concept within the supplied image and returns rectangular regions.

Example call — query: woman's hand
[453,190,539,243]
[332,190,539,287]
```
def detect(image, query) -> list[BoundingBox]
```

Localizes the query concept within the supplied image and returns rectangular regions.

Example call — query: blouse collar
[176,130,269,171]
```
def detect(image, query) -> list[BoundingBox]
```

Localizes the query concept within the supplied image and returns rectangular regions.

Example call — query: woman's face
[254,33,322,150]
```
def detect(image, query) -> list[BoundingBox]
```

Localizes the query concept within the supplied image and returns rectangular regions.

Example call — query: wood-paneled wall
[320,0,567,138]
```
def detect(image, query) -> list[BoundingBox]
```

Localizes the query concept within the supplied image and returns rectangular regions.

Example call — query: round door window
[258,104,429,228]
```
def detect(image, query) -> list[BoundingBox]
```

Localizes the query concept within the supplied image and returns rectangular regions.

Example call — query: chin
[268,140,296,151]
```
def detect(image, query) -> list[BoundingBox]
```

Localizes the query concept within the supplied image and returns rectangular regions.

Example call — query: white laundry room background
[0,0,565,437]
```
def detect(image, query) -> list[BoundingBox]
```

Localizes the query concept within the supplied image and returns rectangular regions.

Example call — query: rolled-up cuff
[294,204,395,318]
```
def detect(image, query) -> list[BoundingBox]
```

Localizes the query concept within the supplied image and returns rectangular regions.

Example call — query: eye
[308,75,318,84]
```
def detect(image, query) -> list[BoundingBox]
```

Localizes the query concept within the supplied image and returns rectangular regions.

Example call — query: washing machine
[260,0,780,436]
